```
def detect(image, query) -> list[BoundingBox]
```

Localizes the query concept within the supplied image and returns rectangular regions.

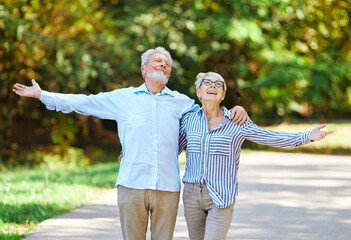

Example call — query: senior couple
[14,46,332,240]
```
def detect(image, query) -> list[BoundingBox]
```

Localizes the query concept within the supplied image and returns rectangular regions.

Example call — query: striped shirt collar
[198,106,232,120]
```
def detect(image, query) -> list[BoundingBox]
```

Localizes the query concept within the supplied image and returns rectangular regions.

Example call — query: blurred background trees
[1,0,350,166]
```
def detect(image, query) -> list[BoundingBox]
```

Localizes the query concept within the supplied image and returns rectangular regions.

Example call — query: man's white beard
[147,71,169,84]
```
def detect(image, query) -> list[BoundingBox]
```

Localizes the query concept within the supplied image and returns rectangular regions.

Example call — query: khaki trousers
[183,182,235,240]
[117,185,180,240]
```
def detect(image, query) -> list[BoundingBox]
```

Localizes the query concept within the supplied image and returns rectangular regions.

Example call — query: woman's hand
[310,124,333,141]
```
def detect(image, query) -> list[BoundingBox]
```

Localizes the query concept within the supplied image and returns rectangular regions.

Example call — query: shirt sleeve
[40,90,120,120]
[178,112,191,154]
[241,121,312,148]
[180,96,200,117]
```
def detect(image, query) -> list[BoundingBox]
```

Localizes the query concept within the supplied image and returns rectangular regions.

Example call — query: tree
[1,0,350,164]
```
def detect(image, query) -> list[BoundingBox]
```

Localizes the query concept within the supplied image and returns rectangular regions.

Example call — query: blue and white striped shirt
[179,106,312,208]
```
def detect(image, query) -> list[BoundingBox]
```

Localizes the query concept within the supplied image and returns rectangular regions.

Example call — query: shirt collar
[133,83,175,96]
[223,106,231,119]
[198,106,231,118]
[133,83,148,93]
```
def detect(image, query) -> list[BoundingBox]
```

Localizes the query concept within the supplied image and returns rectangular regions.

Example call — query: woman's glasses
[201,79,224,88]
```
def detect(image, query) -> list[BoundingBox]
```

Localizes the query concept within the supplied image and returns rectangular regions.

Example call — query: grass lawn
[0,162,119,240]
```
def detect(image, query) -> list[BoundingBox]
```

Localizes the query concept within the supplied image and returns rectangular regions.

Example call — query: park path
[22,151,351,240]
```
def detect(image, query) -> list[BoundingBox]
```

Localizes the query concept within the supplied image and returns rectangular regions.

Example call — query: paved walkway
[23,152,351,240]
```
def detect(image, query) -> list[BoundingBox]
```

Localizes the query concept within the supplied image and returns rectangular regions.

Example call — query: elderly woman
[178,72,333,240]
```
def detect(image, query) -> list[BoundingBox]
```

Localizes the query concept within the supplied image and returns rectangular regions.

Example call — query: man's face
[142,53,171,80]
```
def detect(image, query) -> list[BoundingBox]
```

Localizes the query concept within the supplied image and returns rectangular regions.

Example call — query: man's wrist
[36,90,42,99]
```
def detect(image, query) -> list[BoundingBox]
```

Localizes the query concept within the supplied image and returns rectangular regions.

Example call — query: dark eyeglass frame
[201,79,224,88]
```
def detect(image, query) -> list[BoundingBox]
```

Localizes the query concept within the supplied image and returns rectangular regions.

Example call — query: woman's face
[196,75,226,105]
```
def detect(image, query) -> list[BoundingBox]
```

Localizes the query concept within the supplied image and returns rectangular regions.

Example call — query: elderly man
[13,46,249,240]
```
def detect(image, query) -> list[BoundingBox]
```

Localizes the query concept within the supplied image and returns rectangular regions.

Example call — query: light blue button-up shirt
[40,83,198,192]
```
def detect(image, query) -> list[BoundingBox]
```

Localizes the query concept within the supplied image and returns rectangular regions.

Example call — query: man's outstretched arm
[13,79,121,120]
[13,79,42,99]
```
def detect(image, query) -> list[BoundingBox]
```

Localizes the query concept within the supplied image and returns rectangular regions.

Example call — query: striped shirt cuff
[302,130,313,144]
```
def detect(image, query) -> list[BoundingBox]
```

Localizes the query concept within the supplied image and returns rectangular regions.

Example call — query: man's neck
[145,79,166,95]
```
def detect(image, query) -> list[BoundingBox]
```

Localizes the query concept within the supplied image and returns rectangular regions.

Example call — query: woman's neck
[202,102,224,130]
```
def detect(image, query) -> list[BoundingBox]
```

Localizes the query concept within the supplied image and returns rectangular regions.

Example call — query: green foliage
[1,0,350,163]
[29,146,91,169]
[1,145,119,171]
[0,161,118,239]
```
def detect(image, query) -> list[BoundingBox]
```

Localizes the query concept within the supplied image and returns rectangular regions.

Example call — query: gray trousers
[183,182,235,240]
[117,185,180,240]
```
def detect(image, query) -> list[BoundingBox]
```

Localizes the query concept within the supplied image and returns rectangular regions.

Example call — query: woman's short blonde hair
[194,72,227,92]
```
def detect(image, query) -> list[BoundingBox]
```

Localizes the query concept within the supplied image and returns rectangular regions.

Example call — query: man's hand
[230,106,250,124]
[310,124,333,141]
[13,79,42,99]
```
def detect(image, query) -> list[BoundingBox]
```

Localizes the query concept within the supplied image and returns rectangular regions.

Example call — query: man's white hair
[141,46,173,68]
[195,72,227,92]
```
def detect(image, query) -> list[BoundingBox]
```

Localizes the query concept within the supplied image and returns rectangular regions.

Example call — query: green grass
[178,151,186,165]
[0,162,119,240]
